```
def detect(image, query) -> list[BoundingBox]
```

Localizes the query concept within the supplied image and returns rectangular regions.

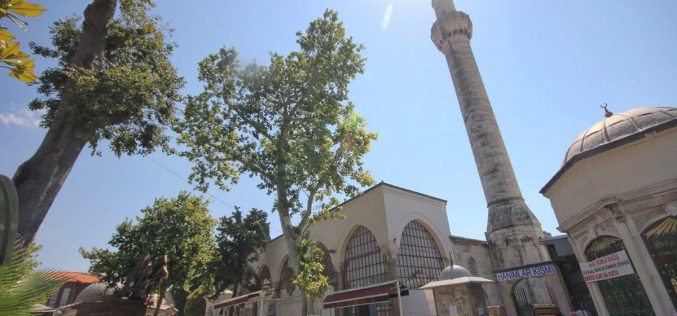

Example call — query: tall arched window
[343,225,388,289]
[642,216,677,306]
[585,236,654,315]
[279,258,295,296]
[317,243,338,290]
[258,265,271,289]
[397,221,445,288]
[343,226,390,315]
[468,257,478,276]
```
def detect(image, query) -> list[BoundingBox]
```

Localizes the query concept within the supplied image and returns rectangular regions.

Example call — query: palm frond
[0,238,66,316]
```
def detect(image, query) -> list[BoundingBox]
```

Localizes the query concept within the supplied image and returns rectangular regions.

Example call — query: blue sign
[495,264,556,282]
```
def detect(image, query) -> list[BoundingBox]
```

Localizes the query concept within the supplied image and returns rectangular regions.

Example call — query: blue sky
[1,0,676,272]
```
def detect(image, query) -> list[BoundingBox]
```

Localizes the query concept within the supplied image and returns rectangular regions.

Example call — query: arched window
[585,236,654,315]
[343,226,390,315]
[397,221,445,288]
[258,265,271,289]
[279,258,295,296]
[642,216,677,306]
[317,243,338,290]
[468,257,478,276]
[344,226,388,289]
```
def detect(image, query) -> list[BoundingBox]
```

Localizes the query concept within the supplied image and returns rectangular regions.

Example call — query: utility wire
[146,156,283,235]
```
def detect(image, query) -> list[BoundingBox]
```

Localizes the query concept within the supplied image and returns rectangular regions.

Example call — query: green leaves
[292,234,330,298]
[175,9,377,299]
[212,208,270,293]
[0,239,65,316]
[80,192,216,313]
[28,2,183,155]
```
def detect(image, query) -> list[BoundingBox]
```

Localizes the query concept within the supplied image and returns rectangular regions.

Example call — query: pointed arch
[317,242,338,290]
[397,220,445,288]
[584,235,654,315]
[257,265,271,289]
[278,257,295,297]
[641,215,677,306]
[467,257,478,276]
[343,225,388,289]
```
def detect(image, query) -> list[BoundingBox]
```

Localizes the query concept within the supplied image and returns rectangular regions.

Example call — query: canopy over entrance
[322,281,409,310]
[214,291,263,310]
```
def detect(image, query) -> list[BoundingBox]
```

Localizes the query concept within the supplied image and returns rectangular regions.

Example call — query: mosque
[206,0,677,315]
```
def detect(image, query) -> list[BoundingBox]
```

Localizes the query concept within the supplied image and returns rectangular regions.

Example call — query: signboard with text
[495,263,557,282]
[580,250,635,282]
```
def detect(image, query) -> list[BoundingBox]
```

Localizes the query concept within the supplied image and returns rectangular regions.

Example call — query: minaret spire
[431,2,571,314]
[432,0,455,18]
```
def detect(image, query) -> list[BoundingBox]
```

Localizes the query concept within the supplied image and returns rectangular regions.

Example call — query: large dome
[563,107,677,165]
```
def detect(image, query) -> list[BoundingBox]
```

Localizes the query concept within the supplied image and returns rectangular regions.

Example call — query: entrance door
[513,286,535,316]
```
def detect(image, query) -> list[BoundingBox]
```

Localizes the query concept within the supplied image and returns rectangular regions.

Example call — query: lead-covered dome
[563,107,677,165]
[439,264,472,280]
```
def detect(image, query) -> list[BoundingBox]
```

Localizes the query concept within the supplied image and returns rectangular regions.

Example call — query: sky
[1,0,677,272]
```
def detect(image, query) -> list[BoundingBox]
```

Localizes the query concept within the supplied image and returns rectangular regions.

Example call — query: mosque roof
[541,106,677,194]
[563,107,677,165]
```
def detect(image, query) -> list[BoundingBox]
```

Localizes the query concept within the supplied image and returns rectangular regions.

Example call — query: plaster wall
[545,127,677,226]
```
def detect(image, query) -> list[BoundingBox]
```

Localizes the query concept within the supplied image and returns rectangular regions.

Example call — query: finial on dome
[601,103,613,118]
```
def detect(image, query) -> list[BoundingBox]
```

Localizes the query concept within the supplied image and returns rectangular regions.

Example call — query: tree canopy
[212,208,270,296]
[80,192,216,315]
[13,0,184,243]
[175,10,376,311]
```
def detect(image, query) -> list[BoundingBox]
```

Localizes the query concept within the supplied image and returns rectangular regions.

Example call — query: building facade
[542,107,677,315]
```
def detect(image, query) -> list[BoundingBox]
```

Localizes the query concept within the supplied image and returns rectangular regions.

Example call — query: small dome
[74,283,118,304]
[439,264,472,280]
[563,107,677,165]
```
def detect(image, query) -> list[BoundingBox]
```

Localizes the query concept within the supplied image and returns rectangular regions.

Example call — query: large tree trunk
[12,0,117,243]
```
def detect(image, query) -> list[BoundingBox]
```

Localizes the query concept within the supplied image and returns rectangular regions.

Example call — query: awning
[214,291,262,309]
[419,276,494,290]
[323,281,409,310]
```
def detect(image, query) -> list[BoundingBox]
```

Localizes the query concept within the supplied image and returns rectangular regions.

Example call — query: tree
[175,10,376,313]
[212,208,269,296]
[0,0,46,82]
[80,192,216,315]
[12,0,184,244]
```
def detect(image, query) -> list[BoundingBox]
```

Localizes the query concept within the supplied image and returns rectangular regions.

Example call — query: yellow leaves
[4,0,46,17]
[1,41,37,82]
[0,0,45,83]
[0,28,14,40]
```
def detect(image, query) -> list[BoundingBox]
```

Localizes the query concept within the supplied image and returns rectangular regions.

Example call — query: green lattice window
[642,216,677,308]
[585,236,654,315]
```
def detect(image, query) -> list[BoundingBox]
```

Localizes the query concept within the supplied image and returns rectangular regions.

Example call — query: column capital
[431,11,473,52]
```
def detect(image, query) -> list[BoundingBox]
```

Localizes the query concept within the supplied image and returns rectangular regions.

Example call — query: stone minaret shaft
[431,0,540,234]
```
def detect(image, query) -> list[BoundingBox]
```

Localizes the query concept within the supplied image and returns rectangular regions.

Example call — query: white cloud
[0,108,43,128]
[381,4,393,30]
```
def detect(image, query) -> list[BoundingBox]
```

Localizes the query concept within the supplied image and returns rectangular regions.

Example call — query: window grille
[342,226,391,316]
[279,258,295,296]
[397,221,445,288]
[642,216,677,307]
[343,225,388,289]
[59,288,71,307]
[468,257,478,276]
[585,236,654,315]
[317,243,338,290]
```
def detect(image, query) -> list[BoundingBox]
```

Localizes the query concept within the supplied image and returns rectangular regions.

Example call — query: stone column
[430,1,570,314]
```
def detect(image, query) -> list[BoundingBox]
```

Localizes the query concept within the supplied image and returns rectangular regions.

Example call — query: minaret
[431,0,570,314]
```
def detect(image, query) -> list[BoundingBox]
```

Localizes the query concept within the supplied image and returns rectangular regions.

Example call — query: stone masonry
[430,0,571,314]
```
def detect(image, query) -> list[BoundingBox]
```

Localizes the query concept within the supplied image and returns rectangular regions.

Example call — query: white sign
[448,306,458,316]
[580,250,635,282]
[495,263,556,282]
